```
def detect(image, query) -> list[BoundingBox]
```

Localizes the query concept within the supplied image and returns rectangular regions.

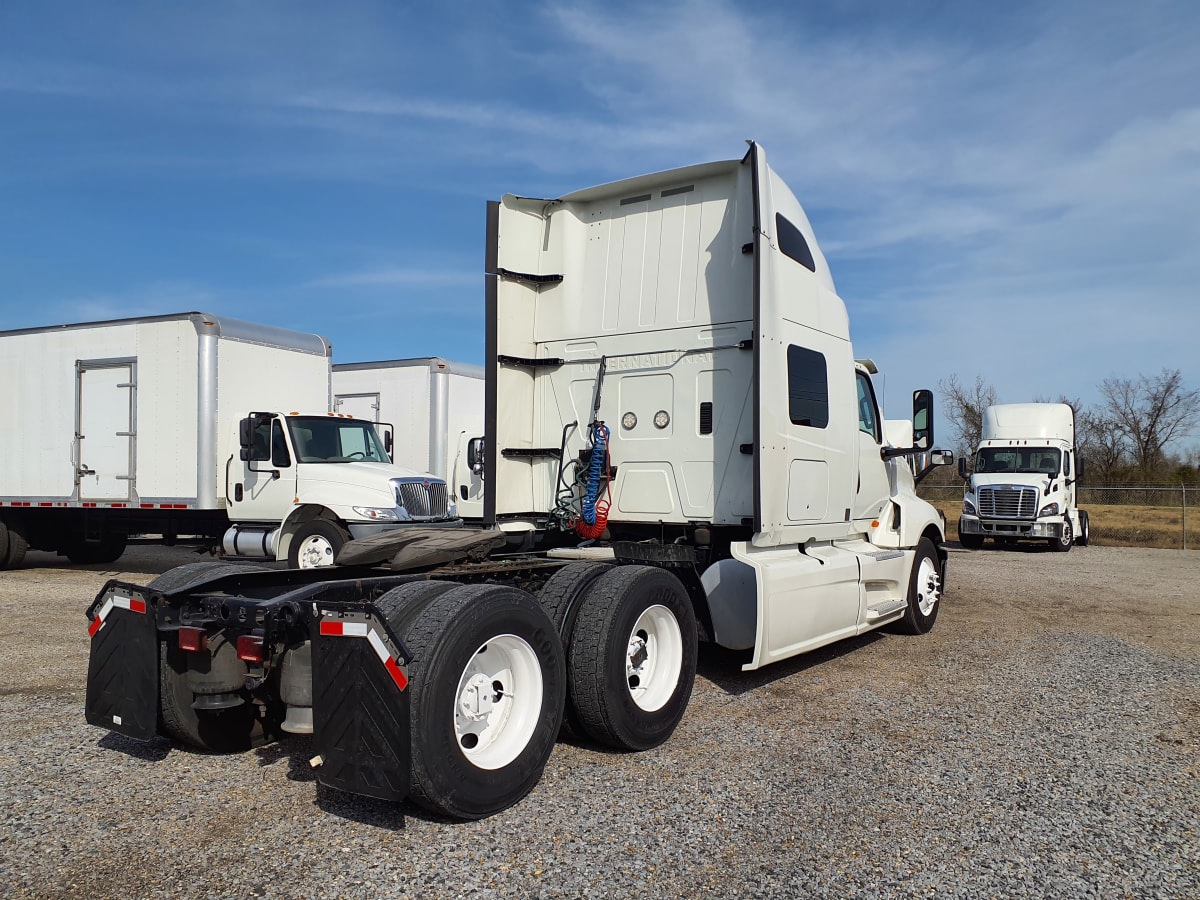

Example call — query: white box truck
[332,358,485,518]
[0,313,457,570]
[957,402,1089,551]
[84,144,953,821]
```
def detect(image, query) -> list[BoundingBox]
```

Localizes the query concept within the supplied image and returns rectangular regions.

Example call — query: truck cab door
[231,416,297,523]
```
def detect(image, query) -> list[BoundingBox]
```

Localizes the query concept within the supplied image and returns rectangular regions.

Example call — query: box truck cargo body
[0,313,457,569]
[332,358,485,515]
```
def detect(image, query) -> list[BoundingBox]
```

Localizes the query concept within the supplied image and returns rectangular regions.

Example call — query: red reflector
[319,621,344,636]
[88,616,102,638]
[236,634,265,663]
[178,627,207,652]
[129,598,147,614]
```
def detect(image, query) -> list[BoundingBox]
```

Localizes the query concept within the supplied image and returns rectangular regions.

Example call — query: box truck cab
[957,402,1089,551]
[226,410,458,567]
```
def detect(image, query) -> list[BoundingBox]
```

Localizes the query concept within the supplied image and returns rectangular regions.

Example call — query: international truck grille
[979,486,1038,519]
[393,479,450,519]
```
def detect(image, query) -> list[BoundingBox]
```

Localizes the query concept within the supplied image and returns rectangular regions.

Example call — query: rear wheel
[402,583,565,820]
[894,538,942,635]
[65,533,128,565]
[0,520,28,570]
[288,521,348,569]
[151,564,278,750]
[566,565,697,751]
[536,562,613,740]
[1076,510,1090,546]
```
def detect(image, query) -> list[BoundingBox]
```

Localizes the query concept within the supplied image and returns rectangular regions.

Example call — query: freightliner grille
[979,486,1038,519]
[393,478,451,520]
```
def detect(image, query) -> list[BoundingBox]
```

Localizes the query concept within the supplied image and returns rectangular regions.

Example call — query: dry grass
[927,500,1190,549]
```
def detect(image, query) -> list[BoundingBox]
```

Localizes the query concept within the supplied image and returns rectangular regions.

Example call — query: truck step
[864,600,907,622]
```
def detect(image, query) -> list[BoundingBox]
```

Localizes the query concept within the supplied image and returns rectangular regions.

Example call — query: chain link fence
[917,482,1193,550]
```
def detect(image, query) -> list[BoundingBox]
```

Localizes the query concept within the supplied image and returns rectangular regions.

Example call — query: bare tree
[1098,368,1200,476]
[937,374,997,456]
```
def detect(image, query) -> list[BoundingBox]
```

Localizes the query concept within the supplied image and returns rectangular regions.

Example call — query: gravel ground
[1,543,1197,899]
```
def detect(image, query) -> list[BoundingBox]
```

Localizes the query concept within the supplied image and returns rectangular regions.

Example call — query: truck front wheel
[894,538,943,635]
[1051,519,1073,553]
[402,583,565,820]
[288,521,348,568]
[959,532,984,550]
[566,565,697,752]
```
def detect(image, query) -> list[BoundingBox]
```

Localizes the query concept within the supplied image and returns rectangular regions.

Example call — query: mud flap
[85,593,158,741]
[312,609,411,802]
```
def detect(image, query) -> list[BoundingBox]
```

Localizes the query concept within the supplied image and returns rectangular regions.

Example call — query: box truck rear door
[75,361,135,502]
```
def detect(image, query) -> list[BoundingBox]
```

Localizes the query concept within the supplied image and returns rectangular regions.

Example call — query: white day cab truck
[332,357,485,519]
[0,313,457,570]
[84,143,953,820]
[957,402,1089,551]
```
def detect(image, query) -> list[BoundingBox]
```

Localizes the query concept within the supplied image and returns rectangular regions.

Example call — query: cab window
[855,372,881,443]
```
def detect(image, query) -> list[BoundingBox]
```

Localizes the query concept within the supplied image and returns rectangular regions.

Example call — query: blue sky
[2,0,1198,428]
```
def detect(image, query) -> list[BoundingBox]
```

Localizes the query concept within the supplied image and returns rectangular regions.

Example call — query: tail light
[236,634,265,663]
[177,627,208,652]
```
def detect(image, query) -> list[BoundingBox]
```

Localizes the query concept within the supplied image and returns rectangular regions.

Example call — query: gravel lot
[1,543,1197,899]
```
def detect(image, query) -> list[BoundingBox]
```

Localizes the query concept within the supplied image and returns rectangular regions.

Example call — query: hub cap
[626,604,683,712]
[454,635,542,770]
[296,534,336,568]
[916,557,941,616]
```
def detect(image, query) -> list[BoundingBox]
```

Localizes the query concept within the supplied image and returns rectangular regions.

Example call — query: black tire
[402,583,565,820]
[958,531,983,550]
[1051,518,1073,553]
[536,562,614,740]
[566,565,697,752]
[1076,510,1090,547]
[375,580,461,638]
[65,533,128,565]
[894,538,943,635]
[0,521,8,568]
[158,640,278,751]
[1,520,28,570]
[288,520,349,569]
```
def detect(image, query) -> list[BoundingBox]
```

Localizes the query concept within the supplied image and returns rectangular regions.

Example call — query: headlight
[1038,503,1060,517]
[962,499,977,516]
[353,506,400,521]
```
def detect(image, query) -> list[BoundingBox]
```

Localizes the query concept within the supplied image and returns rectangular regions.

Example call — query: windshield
[975,447,1060,475]
[287,416,391,464]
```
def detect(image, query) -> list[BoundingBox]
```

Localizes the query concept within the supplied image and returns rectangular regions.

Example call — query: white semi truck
[957,402,1089,551]
[332,357,485,518]
[0,313,457,570]
[84,144,953,820]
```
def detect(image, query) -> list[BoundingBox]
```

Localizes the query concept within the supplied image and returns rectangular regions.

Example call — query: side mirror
[957,456,970,480]
[467,436,486,474]
[912,389,934,451]
[930,449,954,467]
[384,428,393,455]
[238,413,272,462]
[1076,457,1085,479]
